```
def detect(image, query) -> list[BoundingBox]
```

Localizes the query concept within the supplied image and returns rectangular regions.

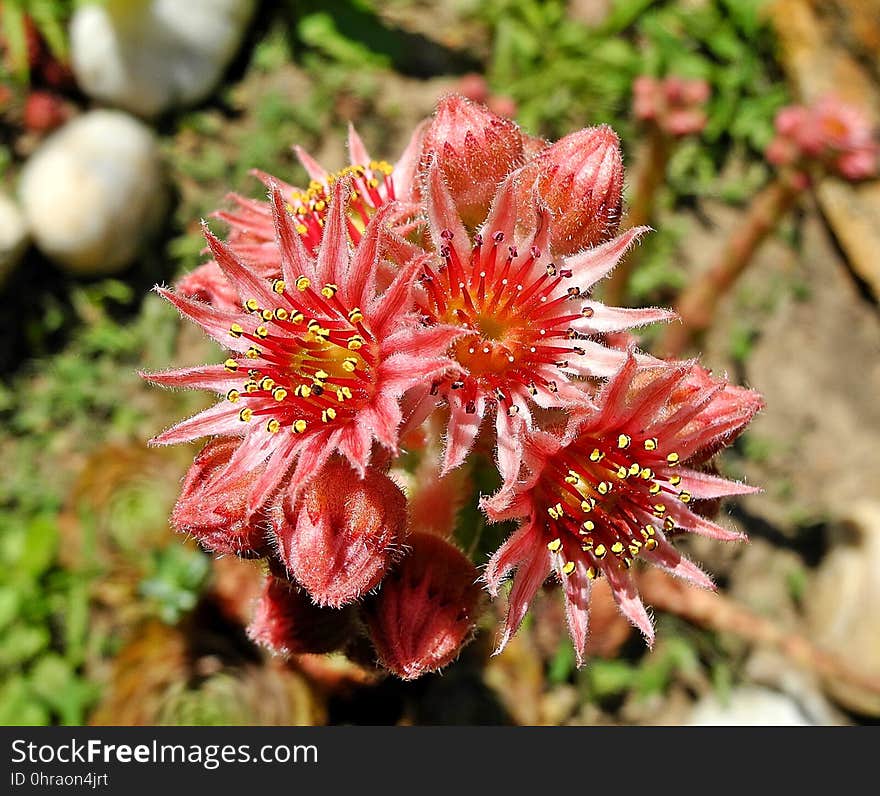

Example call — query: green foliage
[0,0,75,82]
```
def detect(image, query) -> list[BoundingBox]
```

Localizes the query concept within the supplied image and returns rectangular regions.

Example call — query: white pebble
[70,0,256,117]
[19,110,166,275]
[0,192,30,285]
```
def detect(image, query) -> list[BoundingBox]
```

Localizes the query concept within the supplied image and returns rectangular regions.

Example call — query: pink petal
[140,365,238,393]
[156,288,250,353]
[347,123,371,166]
[441,396,485,475]
[495,407,524,484]
[337,421,373,476]
[203,227,277,309]
[315,180,350,286]
[642,536,716,591]
[484,519,539,594]
[562,226,650,291]
[246,433,301,514]
[425,160,471,261]
[574,303,676,334]
[149,402,244,446]
[604,563,655,647]
[359,392,403,451]
[392,119,428,200]
[494,543,551,656]
[369,259,420,333]
[269,184,317,285]
[561,559,593,667]
[384,323,469,359]
[672,468,761,500]
[378,353,456,394]
[293,145,328,182]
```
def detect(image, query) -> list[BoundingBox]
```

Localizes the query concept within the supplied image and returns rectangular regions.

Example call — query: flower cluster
[765,95,878,182]
[632,75,710,137]
[145,94,762,678]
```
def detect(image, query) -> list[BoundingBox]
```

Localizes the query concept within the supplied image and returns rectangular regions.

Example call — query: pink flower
[362,532,484,680]
[514,125,624,256]
[416,161,673,477]
[276,457,407,607]
[482,354,763,664]
[765,96,878,181]
[633,75,710,137]
[144,182,460,514]
[419,94,525,228]
[177,122,427,310]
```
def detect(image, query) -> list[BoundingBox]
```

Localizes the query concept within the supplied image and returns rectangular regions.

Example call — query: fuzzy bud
[420,94,524,228]
[515,125,624,256]
[633,75,710,137]
[363,532,484,680]
[171,438,273,558]
[248,575,355,656]
[276,458,407,608]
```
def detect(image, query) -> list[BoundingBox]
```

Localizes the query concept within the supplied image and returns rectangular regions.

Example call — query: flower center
[223,277,376,436]
[287,161,395,251]
[420,229,589,406]
[537,432,690,577]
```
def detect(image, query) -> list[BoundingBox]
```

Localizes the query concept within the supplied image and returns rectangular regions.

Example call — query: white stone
[0,192,30,285]
[70,0,256,117]
[19,110,166,275]
[687,686,813,726]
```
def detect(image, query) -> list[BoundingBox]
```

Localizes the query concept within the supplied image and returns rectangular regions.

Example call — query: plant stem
[660,175,800,357]
[604,127,670,306]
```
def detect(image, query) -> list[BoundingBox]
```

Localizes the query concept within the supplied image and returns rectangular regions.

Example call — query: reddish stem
[661,175,801,357]
[605,127,670,307]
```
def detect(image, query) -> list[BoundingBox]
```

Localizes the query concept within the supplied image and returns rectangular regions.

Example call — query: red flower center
[536,431,689,577]
[224,277,377,435]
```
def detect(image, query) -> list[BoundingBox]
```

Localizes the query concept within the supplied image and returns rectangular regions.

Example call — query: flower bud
[171,438,273,557]
[276,458,407,608]
[515,125,624,256]
[420,94,524,228]
[363,532,484,680]
[248,575,355,656]
[633,75,710,137]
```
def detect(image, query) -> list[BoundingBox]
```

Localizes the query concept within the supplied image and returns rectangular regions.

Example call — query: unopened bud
[276,458,407,607]
[363,532,484,680]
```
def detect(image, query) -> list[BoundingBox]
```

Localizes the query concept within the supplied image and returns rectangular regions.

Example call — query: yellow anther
[628,542,642,556]
[640,468,654,480]
[312,370,327,381]
[255,325,269,338]
[642,525,656,538]
[611,541,624,555]
[223,359,238,372]
[666,452,680,466]
[272,279,286,294]
[261,309,274,322]
[342,357,358,373]
[565,473,579,485]
[586,567,597,580]
[321,283,339,299]
[292,419,307,434]
[649,483,661,495]
[322,407,337,423]
[581,497,596,512]
[226,389,240,403]
[296,276,311,291]
[597,481,612,495]
[644,437,658,451]
[295,224,308,235]
[274,308,289,321]
[245,298,260,313]
[589,448,604,462]
[629,463,641,476]
[664,517,676,532]
[266,419,281,434]
[582,520,595,532]
[669,475,682,486]
[294,385,312,399]
[238,407,253,423]
[348,308,364,324]
[290,311,304,324]
[245,347,261,360]
[347,335,364,350]
[617,434,631,449]
[272,387,288,402]
[548,506,560,520]
[645,538,658,551]
[653,504,667,515]
[313,200,326,212]
[229,323,243,338]
[679,491,692,503]
[622,557,633,569]
[616,465,628,479]
[259,377,275,391]
[562,561,576,576]
[594,544,607,559]
[547,538,563,553]
[337,386,353,401]
[244,380,259,393]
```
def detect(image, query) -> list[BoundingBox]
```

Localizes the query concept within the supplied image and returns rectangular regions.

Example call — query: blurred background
[1,0,879,726]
